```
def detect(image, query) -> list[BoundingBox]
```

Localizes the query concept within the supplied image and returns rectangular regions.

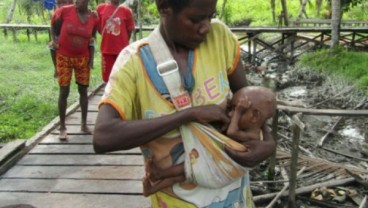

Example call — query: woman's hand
[188,104,230,132]
[225,126,276,167]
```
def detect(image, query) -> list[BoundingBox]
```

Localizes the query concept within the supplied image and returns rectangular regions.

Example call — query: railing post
[288,113,305,208]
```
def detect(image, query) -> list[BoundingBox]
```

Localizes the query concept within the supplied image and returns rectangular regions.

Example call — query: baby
[142,86,277,196]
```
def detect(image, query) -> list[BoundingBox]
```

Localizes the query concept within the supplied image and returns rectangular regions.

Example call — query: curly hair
[167,0,192,13]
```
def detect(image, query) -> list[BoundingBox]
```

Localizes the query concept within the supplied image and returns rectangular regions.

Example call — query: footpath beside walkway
[0,85,150,208]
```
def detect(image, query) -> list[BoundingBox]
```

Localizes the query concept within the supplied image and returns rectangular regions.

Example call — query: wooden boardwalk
[1,85,368,207]
[0,85,150,208]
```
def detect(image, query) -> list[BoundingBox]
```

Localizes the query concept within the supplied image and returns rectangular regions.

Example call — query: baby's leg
[146,157,185,182]
[143,174,185,196]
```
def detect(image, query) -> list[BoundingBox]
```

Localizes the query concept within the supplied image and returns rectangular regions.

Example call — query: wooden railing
[290,18,368,27]
[0,24,51,42]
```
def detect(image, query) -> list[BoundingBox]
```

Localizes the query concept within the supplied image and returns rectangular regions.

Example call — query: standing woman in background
[52,0,99,141]
[96,0,135,83]
[49,0,73,78]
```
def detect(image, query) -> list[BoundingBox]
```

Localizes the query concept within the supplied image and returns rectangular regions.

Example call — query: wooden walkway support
[1,23,367,66]
[0,24,51,42]
[0,85,150,208]
[232,26,368,65]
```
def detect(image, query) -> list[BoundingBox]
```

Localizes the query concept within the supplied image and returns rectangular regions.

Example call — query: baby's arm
[227,97,255,142]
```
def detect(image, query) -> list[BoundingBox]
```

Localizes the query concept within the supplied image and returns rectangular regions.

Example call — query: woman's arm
[225,125,276,167]
[93,104,230,153]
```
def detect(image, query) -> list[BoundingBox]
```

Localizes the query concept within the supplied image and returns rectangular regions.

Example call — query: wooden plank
[277,105,368,116]
[65,112,98,125]
[1,166,144,180]
[77,103,99,112]
[51,124,95,135]
[0,178,143,194]
[29,144,141,155]
[40,134,93,144]
[0,139,25,164]
[17,155,144,166]
[89,95,102,105]
[0,192,151,208]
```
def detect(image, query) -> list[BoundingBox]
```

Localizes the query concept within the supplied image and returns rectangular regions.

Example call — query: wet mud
[244,61,368,208]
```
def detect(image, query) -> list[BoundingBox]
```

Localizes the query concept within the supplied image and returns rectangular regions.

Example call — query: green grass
[0,33,102,143]
[298,47,368,94]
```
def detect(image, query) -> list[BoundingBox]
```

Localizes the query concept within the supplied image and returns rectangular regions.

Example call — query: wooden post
[247,33,252,63]
[288,113,305,208]
[11,28,17,42]
[280,0,289,26]
[267,109,279,185]
[252,37,257,64]
[26,28,31,42]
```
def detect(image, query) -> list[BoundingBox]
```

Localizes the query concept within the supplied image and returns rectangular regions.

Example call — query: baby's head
[231,86,276,126]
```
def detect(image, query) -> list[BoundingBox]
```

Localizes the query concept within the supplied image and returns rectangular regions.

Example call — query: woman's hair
[167,0,192,13]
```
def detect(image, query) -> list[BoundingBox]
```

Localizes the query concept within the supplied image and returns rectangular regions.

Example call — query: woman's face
[75,0,89,9]
[163,0,217,49]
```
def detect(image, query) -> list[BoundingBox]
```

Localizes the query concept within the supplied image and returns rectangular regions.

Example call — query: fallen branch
[359,195,367,208]
[321,147,368,163]
[318,117,343,147]
[254,177,355,204]
[266,167,306,208]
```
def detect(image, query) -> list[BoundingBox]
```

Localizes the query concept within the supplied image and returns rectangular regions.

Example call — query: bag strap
[147,28,192,110]
[101,4,123,35]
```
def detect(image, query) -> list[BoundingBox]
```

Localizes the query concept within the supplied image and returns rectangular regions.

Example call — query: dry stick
[318,99,365,147]
[253,177,355,203]
[322,146,368,162]
[318,117,343,147]
[266,167,306,208]
[359,195,367,208]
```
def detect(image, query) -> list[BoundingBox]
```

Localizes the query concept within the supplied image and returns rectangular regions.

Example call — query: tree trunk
[271,0,276,23]
[316,0,323,16]
[5,0,17,23]
[280,0,289,26]
[138,0,142,39]
[219,0,228,20]
[331,0,341,49]
[296,0,309,24]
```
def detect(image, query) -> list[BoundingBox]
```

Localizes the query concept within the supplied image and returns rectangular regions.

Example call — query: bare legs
[58,84,91,141]
[78,84,91,134]
[58,86,69,140]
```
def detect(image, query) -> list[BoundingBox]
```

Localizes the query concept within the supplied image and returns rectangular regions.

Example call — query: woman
[93,0,276,207]
[96,0,135,83]
[52,0,98,140]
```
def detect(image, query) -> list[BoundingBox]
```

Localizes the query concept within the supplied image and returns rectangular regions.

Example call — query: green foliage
[0,33,102,143]
[299,47,368,93]
[1,0,367,25]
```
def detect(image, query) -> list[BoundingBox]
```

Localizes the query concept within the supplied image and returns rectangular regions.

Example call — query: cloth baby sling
[146,28,248,189]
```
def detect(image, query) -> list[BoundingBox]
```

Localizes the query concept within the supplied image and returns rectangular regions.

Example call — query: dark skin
[54,0,96,139]
[93,0,275,190]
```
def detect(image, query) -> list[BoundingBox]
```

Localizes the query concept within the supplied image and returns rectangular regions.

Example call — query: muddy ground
[244,61,368,208]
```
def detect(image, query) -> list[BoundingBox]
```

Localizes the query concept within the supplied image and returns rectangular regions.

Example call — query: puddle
[338,125,365,143]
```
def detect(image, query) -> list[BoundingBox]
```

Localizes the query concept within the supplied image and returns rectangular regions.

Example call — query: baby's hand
[235,96,251,114]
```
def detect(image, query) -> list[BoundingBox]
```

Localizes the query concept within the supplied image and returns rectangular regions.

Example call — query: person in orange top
[52,0,99,141]
[96,0,135,83]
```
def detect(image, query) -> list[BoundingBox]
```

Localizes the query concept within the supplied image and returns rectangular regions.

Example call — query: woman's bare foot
[59,129,68,141]
[81,124,92,134]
